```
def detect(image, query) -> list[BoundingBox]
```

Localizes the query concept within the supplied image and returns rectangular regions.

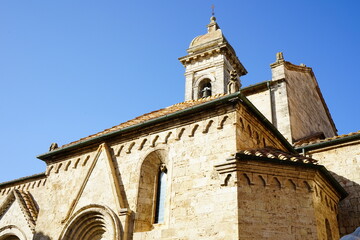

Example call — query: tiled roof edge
[36,93,242,161]
[235,153,348,199]
[37,91,295,161]
[0,172,46,188]
[295,132,360,151]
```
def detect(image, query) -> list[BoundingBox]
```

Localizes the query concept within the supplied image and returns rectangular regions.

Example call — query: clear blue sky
[0,1,359,183]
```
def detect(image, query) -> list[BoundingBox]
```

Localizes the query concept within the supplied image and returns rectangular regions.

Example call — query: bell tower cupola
[179,16,247,101]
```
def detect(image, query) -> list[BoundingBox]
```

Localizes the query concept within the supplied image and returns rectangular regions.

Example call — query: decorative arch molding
[0,225,27,240]
[193,74,216,99]
[59,204,122,240]
[193,74,215,89]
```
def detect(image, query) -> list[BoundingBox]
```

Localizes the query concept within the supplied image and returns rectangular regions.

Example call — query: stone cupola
[179,16,247,101]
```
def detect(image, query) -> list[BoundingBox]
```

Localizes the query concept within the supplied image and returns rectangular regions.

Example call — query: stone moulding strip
[37,92,295,162]
[214,153,348,200]
[295,133,360,152]
[0,172,46,188]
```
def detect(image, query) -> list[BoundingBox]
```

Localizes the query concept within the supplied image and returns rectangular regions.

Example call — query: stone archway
[0,226,27,240]
[59,205,122,240]
[0,236,20,240]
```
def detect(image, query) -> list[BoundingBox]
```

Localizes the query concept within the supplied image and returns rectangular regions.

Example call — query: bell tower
[179,16,247,101]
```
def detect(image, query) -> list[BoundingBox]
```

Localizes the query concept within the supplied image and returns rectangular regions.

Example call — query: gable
[61,143,127,224]
[0,190,37,238]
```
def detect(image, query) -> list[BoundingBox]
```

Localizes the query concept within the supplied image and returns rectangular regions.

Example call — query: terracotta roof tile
[294,130,360,147]
[61,94,227,148]
[238,147,317,164]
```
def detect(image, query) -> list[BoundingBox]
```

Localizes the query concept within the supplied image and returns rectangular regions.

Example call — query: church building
[0,16,359,240]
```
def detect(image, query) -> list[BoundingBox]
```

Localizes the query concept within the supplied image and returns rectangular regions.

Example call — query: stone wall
[272,62,336,141]
[308,141,360,236]
[0,99,345,240]
[245,61,337,144]
[183,54,235,100]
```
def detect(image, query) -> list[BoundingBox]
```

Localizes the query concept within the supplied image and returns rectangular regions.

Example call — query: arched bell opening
[198,79,212,98]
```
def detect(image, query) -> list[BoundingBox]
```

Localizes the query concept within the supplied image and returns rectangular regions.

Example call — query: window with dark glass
[154,164,167,223]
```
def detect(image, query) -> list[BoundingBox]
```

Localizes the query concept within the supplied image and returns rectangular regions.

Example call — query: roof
[0,172,46,188]
[37,92,295,161]
[235,147,348,199]
[240,60,338,136]
[295,130,360,151]
[63,94,227,148]
[189,16,223,49]
[237,147,317,164]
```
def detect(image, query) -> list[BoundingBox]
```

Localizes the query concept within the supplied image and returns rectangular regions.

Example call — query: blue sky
[0,1,359,183]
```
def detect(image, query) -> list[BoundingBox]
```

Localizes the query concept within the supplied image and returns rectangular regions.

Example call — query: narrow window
[154,164,167,223]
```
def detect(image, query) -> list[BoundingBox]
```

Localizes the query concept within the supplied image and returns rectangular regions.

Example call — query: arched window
[136,150,168,232]
[154,164,167,223]
[198,79,212,98]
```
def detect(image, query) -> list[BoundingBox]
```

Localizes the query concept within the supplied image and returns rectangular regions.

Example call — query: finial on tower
[208,5,219,33]
[276,52,284,63]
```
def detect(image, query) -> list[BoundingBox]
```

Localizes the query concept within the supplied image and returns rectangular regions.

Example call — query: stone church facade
[0,17,359,240]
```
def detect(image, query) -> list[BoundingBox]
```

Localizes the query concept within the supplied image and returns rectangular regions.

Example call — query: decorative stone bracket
[214,157,238,187]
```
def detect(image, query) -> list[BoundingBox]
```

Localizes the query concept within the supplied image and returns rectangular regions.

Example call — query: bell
[202,87,211,98]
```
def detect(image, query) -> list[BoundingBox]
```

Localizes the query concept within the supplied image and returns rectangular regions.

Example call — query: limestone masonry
[0,16,359,240]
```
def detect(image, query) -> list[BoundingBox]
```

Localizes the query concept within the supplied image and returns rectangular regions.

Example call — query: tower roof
[179,16,247,77]
[189,16,224,50]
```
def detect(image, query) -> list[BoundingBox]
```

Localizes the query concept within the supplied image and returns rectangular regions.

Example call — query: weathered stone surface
[309,142,360,236]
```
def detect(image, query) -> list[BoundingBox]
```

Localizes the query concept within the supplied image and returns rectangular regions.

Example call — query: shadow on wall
[32,232,50,240]
[330,171,360,237]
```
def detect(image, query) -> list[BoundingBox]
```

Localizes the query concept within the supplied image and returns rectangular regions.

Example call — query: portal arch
[59,205,122,240]
[0,225,27,240]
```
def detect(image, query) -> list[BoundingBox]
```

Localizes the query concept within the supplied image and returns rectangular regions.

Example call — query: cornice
[179,44,247,76]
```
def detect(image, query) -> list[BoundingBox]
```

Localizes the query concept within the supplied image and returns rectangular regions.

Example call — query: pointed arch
[82,155,90,166]
[138,139,147,150]
[239,117,244,129]
[163,132,172,144]
[286,179,296,190]
[271,177,281,189]
[176,128,185,140]
[55,163,62,173]
[239,173,251,186]
[189,124,199,137]
[126,142,135,154]
[46,165,54,175]
[73,158,81,169]
[64,161,71,171]
[217,115,229,129]
[203,120,214,133]
[115,145,124,157]
[258,175,267,187]
[247,125,252,137]
[151,135,159,147]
